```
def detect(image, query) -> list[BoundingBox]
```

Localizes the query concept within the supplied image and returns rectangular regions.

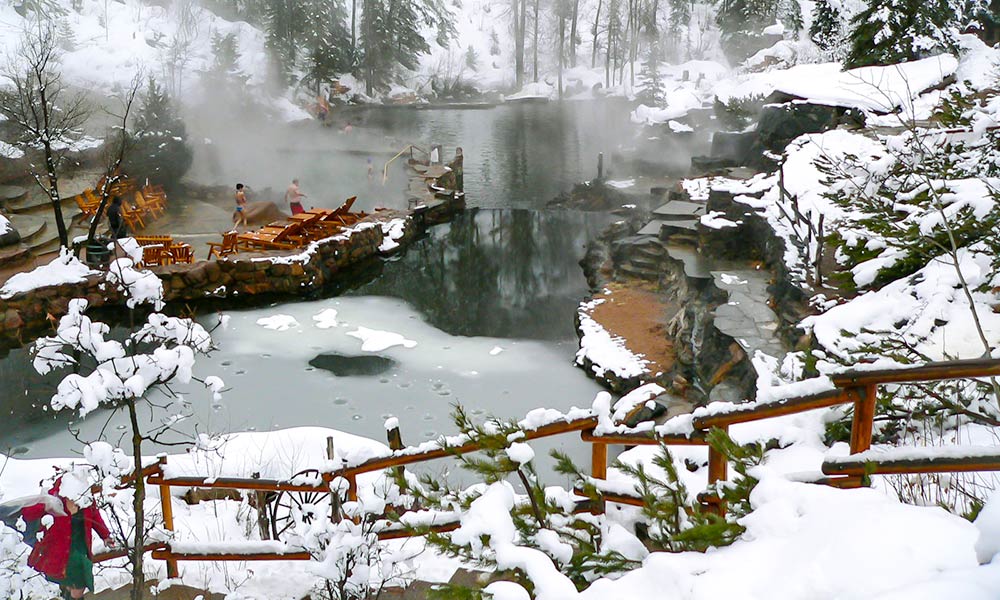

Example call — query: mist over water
[3,101,642,469]
[185,100,639,211]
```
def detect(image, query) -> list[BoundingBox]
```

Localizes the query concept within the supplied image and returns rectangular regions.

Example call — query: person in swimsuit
[285,179,307,215]
[234,183,248,228]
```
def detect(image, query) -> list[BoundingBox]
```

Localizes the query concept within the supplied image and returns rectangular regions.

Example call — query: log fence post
[848,384,878,454]
[157,456,179,579]
[326,437,343,523]
[591,440,608,514]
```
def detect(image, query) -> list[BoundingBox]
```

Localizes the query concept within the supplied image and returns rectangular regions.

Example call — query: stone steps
[710,269,786,361]
[619,263,661,281]
[0,243,33,270]
[7,213,46,244]
[0,185,28,207]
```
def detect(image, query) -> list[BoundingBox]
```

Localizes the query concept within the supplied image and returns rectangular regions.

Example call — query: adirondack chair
[167,243,194,264]
[135,235,173,247]
[120,202,146,231]
[207,231,240,259]
[134,191,165,219]
[74,193,100,219]
[141,244,167,267]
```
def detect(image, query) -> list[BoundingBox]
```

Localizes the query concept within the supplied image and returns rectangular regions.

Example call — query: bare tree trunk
[592,0,602,68]
[532,0,540,81]
[40,142,69,249]
[570,0,579,67]
[558,15,565,99]
[351,0,357,51]
[513,0,524,88]
[128,400,146,600]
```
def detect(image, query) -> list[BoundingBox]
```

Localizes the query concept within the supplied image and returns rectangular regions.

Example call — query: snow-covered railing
[128,357,1000,571]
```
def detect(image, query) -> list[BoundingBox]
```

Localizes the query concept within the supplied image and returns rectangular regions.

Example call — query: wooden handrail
[338,416,598,477]
[831,358,1000,387]
[693,388,849,429]
[580,429,708,446]
[823,451,1000,476]
[147,474,329,493]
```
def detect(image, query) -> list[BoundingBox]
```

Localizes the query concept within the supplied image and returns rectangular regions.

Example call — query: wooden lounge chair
[74,194,100,219]
[207,231,240,260]
[237,222,305,251]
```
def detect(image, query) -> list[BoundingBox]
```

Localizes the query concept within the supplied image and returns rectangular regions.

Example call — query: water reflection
[352,208,614,340]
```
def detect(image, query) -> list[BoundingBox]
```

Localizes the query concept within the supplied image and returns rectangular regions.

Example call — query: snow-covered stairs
[710,268,786,362]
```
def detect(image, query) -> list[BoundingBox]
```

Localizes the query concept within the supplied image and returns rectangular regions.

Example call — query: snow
[716,54,959,114]
[700,211,740,229]
[312,308,339,329]
[255,314,300,331]
[605,179,635,189]
[0,249,97,299]
[506,442,535,465]
[345,327,418,352]
[0,141,24,160]
[378,218,408,253]
[575,298,650,380]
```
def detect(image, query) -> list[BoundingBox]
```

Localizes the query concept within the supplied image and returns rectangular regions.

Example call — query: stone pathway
[710,269,786,362]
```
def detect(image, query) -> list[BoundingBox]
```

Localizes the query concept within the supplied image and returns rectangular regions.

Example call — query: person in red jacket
[22,479,114,599]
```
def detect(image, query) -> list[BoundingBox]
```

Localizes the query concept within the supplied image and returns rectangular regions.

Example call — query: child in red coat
[22,479,113,599]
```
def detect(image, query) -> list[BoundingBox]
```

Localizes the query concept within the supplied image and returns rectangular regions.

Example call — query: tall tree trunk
[558,15,565,99]
[533,0,540,81]
[128,400,146,600]
[513,0,524,88]
[36,86,68,249]
[351,0,357,51]
[570,0,579,67]
[592,0,602,68]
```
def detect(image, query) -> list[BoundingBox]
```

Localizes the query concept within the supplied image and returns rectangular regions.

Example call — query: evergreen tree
[201,32,250,102]
[809,0,842,52]
[778,0,803,37]
[264,0,299,84]
[636,40,665,105]
[667,0,691,60]
[124,78,192,190]
[300,0,354,93]
[359,0,454,95]
[844,0,961,68]
[715,0,779,63]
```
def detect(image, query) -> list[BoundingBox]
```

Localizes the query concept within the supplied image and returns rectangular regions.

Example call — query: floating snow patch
[0,249,98,299]
[312,308,339,329]
[719,273,747,285]
[255,314,299,331]
[606,179,636,189]
[346,326,417,352]
[490,346,505,356]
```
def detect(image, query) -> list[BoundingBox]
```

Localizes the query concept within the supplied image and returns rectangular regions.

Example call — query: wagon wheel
[269,469,333,541]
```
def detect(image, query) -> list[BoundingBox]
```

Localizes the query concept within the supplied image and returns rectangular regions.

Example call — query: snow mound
[255,314,300,331]
[0,249,97,299]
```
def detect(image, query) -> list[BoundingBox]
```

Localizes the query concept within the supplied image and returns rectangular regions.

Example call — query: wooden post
[706,426,729,516]
[597,153,604,180]
[252,471,270,540]
[157,457,179,579]
[326,437,343,523]
[591,441,608,514]
[347,474,358,503]
[849,384,878,454]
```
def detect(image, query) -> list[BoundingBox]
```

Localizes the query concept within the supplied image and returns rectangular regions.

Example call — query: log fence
[95,357,1000,567]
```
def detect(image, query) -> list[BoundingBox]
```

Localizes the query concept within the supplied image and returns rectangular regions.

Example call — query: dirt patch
[587,282,676,377]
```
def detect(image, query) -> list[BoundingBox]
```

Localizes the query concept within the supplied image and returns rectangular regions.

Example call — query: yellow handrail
[382,144,429,184]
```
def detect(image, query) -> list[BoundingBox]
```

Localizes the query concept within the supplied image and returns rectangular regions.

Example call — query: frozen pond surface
[2,209,611,473]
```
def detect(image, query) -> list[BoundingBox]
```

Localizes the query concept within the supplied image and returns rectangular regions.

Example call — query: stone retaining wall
[0,197,464,345]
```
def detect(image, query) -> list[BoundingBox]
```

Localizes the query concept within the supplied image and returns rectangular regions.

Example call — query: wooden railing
[103,357,1000,568]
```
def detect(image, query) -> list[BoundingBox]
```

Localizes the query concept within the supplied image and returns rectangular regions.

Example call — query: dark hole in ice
[308,353,396,377]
